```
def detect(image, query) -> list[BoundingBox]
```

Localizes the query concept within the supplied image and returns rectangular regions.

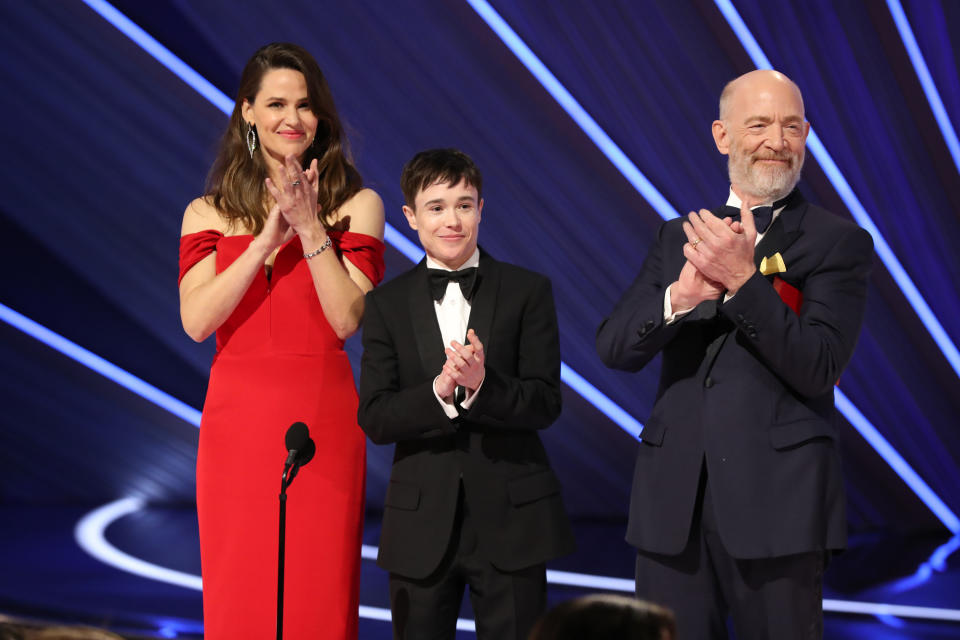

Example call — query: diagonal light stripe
[886,0,960,176]
[466,0,959,532]
[561,363,642,438]
[835,389,959,533]
[0,302,201,427]
[713,0,960,380]
[80,0,233,114]
[78,498,960,625]
[464,0,679,222]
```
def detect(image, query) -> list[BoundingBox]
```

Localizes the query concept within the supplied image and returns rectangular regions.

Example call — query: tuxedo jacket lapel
[409,262,446,378]
[466,251,500,356]
[754,194,805,267]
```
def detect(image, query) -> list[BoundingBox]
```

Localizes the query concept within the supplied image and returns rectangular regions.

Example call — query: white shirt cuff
[432,374,484,419]
[460,376,483,410]
[664,284,694,325]
[433,376,460,419]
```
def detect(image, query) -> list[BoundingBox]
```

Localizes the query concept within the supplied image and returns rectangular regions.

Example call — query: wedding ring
[291,180,301,186]
[691,238,702,247]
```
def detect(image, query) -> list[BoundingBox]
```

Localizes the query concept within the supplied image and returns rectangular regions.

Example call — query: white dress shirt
[428,249,483,418]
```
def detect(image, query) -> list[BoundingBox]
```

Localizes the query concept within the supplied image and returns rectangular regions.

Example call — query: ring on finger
[290,179,301,186]
[691,238,702,247]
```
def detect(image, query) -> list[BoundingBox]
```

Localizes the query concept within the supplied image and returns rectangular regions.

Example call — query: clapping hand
[670,215,739,310]
[434,330,486,399]
[255,203,295,252]
[681,200,757,296]
[265,154,324,239]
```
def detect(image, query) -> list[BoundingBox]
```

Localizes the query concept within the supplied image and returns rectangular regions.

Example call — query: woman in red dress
[177,43,385,639]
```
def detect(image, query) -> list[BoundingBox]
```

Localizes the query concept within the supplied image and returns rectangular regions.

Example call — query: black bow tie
[721,194,792,234]
[721,205,773,234]
[428,267,478,301]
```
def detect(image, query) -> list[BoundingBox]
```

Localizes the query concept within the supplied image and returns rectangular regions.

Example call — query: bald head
[719,70,804,122]
[712,69,809,203]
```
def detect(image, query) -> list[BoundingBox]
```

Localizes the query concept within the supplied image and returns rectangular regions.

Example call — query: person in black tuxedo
[596,70,873,638]
[358,148,574,640]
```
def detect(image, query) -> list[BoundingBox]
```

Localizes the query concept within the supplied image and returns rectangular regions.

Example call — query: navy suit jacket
[359,251,574,578]
[596,190,873,559]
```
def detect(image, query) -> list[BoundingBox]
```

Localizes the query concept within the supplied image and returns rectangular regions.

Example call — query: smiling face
[241,68,318,169]
[403,179,482,270]
[713,70,810,204]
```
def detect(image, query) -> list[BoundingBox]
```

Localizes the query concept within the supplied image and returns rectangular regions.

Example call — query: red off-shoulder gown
[178,230,385,640]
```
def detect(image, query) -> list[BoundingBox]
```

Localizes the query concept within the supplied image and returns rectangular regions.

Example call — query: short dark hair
[529,594,676,640]
[400,148,483,207]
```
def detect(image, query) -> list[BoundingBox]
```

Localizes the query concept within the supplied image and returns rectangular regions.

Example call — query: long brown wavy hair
[206,43,362,235]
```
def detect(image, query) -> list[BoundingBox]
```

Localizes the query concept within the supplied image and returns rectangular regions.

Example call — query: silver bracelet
[303,236,332,260]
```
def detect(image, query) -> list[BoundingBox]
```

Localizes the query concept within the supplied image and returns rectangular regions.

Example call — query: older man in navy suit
[597,70,873,639]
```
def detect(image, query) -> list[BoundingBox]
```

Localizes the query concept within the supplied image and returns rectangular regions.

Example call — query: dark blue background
[1,0,958,636]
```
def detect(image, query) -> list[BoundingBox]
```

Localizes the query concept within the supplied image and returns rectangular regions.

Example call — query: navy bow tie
[428,267,478,301]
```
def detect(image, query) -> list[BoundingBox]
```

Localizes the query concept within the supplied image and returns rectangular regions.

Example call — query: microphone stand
[277,459,299,640]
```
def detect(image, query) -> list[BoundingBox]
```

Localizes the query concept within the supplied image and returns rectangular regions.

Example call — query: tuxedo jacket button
[704,377,714,388]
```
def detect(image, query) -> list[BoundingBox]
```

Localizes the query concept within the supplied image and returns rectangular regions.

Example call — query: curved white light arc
[78,499,960,625]
[75,497,202,591]
[76,498,476,631]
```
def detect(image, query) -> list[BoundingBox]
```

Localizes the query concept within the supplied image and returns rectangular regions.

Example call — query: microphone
[277,421,316,638]
[283,422,316,484]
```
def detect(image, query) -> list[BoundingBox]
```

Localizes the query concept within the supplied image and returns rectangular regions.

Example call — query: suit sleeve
[357,291,457,445]
[721,224,873,397]
[596,220,685,371]
[464,276,562,429]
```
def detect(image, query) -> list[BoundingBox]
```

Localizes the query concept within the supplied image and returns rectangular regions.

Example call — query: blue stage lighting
[80,0,233,115]
[561,364,643,438]
[0,303,202,427]
[464,0,678,222]
[886,0,960,176]
[384,224,425,263]
[835,389,959,533]
[821,599,960,622]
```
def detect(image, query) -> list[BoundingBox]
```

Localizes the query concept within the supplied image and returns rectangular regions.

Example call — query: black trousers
[635,466,825,640]
[389,484,546,640]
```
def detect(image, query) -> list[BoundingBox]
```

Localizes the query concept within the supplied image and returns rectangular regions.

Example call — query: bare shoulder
[181,197,230,236]
[333,188,385,240]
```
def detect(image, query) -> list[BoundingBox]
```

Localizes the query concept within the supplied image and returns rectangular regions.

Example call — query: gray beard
[728,152,804,202]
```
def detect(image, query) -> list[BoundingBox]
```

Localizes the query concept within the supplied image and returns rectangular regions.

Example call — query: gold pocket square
[760,252,787,276]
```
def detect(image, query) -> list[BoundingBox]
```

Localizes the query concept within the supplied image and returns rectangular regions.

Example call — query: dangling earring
[246,122,258,158]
